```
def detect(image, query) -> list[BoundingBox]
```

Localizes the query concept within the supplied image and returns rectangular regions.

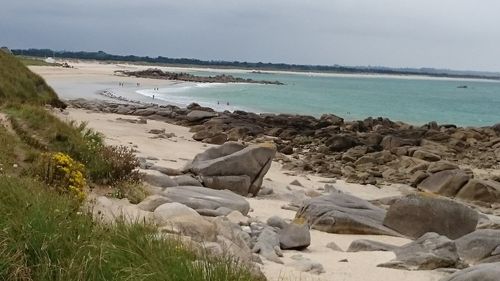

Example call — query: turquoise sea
[138,70,500,127]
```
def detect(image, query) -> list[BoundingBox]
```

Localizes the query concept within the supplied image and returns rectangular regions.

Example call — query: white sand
[44,61,447,281]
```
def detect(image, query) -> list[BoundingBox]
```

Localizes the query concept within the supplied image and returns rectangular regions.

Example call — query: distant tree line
[12,48,500,80]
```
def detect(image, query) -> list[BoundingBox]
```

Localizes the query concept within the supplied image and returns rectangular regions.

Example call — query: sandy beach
[39,61,454,281]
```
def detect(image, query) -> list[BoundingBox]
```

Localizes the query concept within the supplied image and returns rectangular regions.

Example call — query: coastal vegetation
[12,48,500,80]
[0,52,259,280]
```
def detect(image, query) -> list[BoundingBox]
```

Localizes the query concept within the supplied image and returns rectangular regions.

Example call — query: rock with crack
[161,185,250,215]
[347,239,398,252]
[185,142,276,196]
[378,232,460,270]
[455,229,500,265]
[440,262,500,281]
[383,193,478,239]
[295,193,401,236]
[252,227,283,264]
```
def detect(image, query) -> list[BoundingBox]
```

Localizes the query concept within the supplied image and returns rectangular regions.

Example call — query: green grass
[5,104,141,185]
[0,54,261,281]
[0,176,258,281]
[0,52,64,108]
[17,56,56,67]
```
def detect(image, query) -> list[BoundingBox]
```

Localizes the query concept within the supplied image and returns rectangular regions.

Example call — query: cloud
[1,0,499,71]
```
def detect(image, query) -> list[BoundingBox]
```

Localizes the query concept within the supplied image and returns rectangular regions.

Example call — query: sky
[1,0,499,72]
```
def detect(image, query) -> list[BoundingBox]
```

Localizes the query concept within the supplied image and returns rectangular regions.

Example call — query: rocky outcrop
[117,68,284,85]
[383,194,478,239]
[378,232,460,270]
[296,193,401,236]
[186,142,276,196]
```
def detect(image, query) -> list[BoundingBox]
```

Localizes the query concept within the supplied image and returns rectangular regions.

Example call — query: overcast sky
[1,0,499,71]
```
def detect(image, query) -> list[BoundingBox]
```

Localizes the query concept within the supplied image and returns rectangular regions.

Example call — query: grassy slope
[17,56,57,66]
[0,51,65,108]
[0,53,260,281]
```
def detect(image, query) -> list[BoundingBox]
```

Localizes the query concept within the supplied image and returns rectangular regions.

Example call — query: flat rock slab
[440,262,500,281]
[161,185,250,215]
[383,194,478,239]
[378,232,460,270]
[347,239,397,252]
[295,193,401,236]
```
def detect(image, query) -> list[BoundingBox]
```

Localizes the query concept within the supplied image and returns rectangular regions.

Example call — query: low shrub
[110,181,148,204]
[34,152,87,201]
[86,145,142,185]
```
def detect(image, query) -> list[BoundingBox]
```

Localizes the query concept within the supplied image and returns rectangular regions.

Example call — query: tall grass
[0,52,64,108]
[0,176,260,281]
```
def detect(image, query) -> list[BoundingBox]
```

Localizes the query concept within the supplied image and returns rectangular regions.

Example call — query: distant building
[45,57,56,64]
[0,46,12,54]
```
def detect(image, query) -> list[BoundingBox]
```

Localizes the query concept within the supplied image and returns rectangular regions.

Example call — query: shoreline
[32,60,500,281]
[30,61,500,128]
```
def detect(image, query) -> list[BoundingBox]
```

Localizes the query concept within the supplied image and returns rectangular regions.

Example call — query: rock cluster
[69,99,500,201]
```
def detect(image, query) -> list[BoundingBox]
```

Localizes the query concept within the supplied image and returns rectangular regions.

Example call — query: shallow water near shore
[139,70,500,127]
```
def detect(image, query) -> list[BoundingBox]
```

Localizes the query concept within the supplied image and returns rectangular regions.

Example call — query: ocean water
[138,70,500,127]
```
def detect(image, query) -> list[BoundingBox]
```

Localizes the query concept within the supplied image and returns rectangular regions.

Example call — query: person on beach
[152,95,155,100]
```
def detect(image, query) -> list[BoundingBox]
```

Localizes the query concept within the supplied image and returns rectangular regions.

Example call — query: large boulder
[295,193,401,236]
[279,222,311,250]
[326,134,358,152]
[378,232,460,270]
[186,142,276,196]
[161,185,250,215]
[455,229,500,265]
[202,175,251,196]
[154,202,217,241]
[456,179,500,203]
[186,110,217,122]
[383,194,478,239]
[417,169,470,197]
[440,262,500,281]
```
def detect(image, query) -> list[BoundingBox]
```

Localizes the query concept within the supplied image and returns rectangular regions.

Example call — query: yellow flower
[38,152,87,201]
